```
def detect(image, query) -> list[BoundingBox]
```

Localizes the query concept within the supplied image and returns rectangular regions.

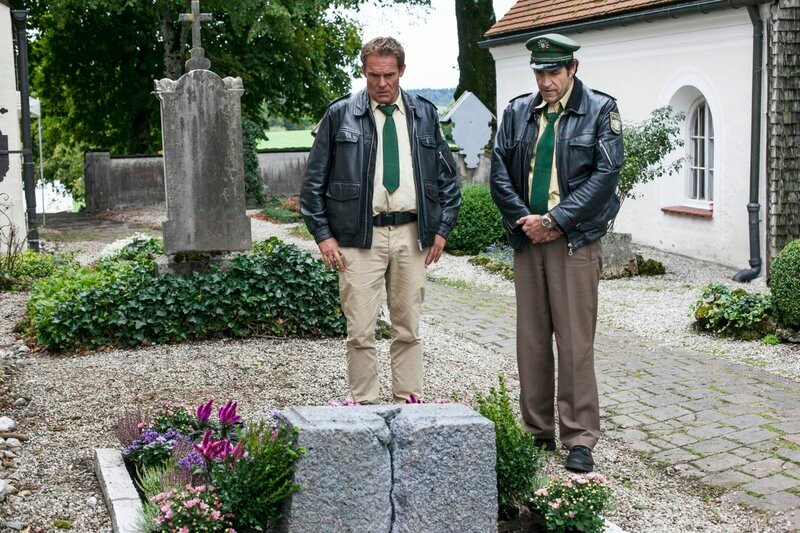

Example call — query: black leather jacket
[301,88,461,249]
[490,77,623,251]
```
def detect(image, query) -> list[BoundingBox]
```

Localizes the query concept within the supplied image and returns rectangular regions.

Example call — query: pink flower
[218,401,241,426]
[212,510,222,520]
[534,488,548,497]
[178,528,189,533]
[549,501,560,510]
[196,399,213,423]
[568,511,576,519]
[184,497,201,509]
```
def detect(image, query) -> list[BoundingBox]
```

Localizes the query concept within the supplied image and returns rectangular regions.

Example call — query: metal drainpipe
[733,4,764,282]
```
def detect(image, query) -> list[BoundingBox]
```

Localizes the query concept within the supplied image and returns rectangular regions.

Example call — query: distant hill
[407,88,456,110]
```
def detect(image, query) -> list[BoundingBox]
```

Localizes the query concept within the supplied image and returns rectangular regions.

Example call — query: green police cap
[526,33,581,71]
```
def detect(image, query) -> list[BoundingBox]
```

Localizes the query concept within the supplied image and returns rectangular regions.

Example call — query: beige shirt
[528,81,574,212]
[371,96,417,214]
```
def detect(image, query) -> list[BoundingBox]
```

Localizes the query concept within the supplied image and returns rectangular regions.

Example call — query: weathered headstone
[442,91,495,169]
[154,0,251,274]
[281,404,498,533]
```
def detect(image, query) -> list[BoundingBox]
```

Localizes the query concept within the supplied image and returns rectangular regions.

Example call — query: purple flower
[405,394,424,404]
[196,400,213,424]
[217,401,241,426]
[194,430,234,462]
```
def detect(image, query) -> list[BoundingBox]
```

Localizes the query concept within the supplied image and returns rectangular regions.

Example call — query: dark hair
[361,36,405,68]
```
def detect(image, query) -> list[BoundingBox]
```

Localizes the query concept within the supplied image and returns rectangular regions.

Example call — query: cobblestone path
[423,282,800,530]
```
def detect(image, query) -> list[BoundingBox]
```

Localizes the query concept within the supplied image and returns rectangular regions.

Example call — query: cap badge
[536,39,550,50]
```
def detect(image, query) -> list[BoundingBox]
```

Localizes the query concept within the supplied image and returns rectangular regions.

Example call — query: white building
[0,0,27,254]
[483,0,800,276]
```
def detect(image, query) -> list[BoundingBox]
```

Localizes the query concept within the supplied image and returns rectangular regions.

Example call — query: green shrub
[693,283,772,339]
[475,375,546,519]
[531,472,613,533]
[635,255,665,276]
[99,233,163,264]
[446,184,505,254]
[242,118,265,208]
[211,420,304,528]
[0,251,75,291]
[762,333,781,346]
[769,239,800,328]
[260,196,302,223]
[27,237,345,351]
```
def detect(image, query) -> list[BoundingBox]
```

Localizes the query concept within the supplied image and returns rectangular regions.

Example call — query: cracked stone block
[280,406,394,533]
[388,404,497,533]
[280,404,497,533]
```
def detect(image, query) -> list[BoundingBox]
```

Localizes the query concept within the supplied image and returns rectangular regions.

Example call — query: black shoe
[565,445,594,472]
[532,437,557,452]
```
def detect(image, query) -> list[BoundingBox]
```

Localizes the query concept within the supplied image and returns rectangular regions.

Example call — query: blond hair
[360,36,405,68]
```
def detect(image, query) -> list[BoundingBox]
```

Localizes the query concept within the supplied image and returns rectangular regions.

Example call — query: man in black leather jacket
[301,36,461,404]
[490,34,624,472]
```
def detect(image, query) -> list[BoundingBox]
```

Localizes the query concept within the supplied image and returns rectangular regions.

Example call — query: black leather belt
[373,212,417,227]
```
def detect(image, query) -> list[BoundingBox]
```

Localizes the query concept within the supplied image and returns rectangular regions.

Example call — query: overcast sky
[350,0,517,91]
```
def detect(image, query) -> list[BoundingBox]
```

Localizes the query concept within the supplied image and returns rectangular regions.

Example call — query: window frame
[684,97,715,209]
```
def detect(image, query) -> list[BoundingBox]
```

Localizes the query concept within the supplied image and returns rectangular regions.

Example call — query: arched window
[687,100,714,204]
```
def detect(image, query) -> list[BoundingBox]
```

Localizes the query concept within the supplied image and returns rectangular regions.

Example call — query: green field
[257,130,315,151]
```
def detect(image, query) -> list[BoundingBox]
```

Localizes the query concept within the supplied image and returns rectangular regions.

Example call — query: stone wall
[84,149,489,212]
[84,152,165,212]
[768,0,800,262]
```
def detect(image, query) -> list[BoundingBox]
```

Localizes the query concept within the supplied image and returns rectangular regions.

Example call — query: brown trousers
[338,222,426,404]
[514,236,602,449]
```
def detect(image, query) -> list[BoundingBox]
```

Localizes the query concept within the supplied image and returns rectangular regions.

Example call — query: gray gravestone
[153,1,251,274]
[442,91,495,169]
[280,404,497,533]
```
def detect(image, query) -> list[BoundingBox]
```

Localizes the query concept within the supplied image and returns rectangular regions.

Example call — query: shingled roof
[486,0,678,38]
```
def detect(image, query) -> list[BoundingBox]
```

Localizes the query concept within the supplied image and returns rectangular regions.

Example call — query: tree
[9,0,429,196]
[613,106,685,227]
[454,0,496,114]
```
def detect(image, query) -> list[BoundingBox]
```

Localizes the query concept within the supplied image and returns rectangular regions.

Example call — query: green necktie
[378,104,400,194]
[530,109,562,215]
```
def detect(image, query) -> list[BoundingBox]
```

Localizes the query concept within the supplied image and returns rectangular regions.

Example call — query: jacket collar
[529,76,585,121]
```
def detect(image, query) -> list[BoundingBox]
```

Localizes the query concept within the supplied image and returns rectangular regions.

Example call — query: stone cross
[179,0,212,71]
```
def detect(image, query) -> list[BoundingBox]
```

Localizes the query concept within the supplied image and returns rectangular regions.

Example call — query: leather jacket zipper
[410,103,424,251]
[438,150,453,175]
[364,114,376,248]
[598,138,613,167]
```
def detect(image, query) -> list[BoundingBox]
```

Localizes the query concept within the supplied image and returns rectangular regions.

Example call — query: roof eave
[480,0,769,48]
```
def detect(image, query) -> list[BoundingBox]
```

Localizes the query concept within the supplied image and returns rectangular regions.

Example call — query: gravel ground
[0,204,787,531]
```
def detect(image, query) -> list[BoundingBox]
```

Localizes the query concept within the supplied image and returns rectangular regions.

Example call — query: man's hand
[318,237,345,271]
[516,215,563,244]
[425,234,446,267]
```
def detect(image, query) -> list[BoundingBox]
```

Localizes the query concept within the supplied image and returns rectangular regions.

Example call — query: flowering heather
[151,484,235,532]
[116,408,148,448]
[531,472,612,533]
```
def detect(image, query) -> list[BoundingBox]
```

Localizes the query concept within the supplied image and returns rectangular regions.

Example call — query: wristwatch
[541,213,554,229]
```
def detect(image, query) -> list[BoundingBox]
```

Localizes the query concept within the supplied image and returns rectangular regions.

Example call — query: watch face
[542,215,552,228]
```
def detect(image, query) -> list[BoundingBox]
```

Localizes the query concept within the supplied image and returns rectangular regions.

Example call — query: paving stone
[741,474,800,496]
[721,491,776,513]
[662,432,699,447]
[776,448,800,463]
[681,397,728,412]
[766,421,800,434]
[737,457,789,478]
[639,393,688,408]
[613,401,653,415]
[608,415,640,429]
[727,426,781,445]
[725,414,777,429]
[652,448,701,464]
[763,491,800,512]
[627,440,662,453]
[702,470,757,488]
[646,438,676,450]
[642,405,692,422]
[686,423,737,440]
[783,433,800,446]
[688,437,741,455]
[691,453,749,473]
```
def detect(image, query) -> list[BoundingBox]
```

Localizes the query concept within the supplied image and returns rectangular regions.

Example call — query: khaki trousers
[338,222,426,403]
[514,236,602,449]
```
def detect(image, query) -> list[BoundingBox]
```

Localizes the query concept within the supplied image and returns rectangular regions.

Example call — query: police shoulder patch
[609,111,622,134]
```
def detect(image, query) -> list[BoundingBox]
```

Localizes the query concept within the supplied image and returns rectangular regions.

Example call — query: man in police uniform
[301,37,461,404]
[490,34,624,472]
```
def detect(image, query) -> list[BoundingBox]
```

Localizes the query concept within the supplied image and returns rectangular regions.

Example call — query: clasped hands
[516,214,563,244]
